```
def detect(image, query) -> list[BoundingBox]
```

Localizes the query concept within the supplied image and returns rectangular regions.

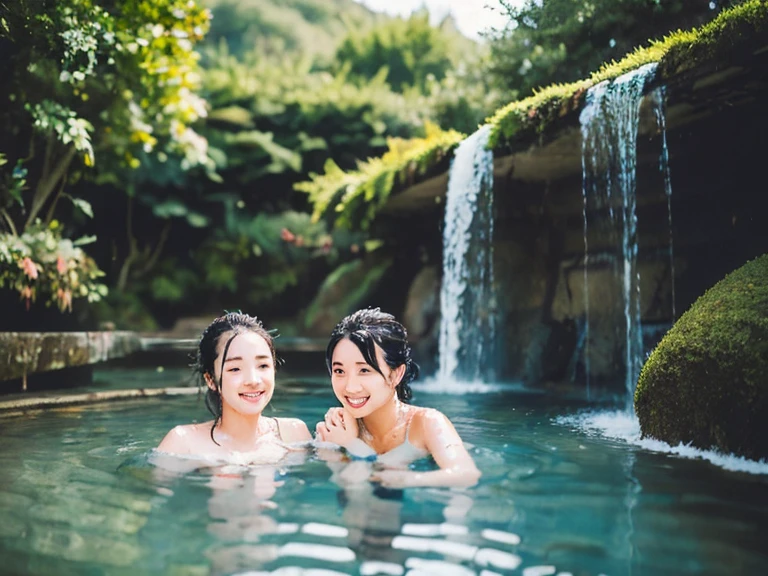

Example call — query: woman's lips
[239,391,265,403]
[346,396,369,408]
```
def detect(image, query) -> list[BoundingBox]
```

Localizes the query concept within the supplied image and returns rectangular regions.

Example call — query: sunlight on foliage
[295,122,465,230]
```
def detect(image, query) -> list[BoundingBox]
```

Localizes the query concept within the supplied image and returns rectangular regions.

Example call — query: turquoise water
[1,367,767,575]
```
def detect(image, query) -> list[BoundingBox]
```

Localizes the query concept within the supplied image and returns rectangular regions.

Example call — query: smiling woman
[315,308,481,488]
[156,312,312,461]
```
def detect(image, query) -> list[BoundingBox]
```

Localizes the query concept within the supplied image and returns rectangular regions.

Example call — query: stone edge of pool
[0,386,198,413]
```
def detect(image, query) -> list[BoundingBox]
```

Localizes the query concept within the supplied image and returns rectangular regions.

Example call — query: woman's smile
[345,396,370,408]
[239,390,266,403]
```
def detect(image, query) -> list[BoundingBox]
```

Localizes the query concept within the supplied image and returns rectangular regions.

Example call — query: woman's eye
[228,367,240,372]
[259,364,270,369]
[333,369,344,375]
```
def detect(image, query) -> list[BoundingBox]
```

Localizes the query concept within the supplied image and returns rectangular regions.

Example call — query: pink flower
[57,256,68,275]
[20,257,38,280]
[280,228,296,243]
[57,288,73,312]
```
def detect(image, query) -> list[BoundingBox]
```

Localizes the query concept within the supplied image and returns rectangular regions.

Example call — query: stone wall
[0,331,142,390]
[387,51,768,392]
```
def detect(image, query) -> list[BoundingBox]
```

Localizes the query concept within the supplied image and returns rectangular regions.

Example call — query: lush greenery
[202,0,383,60]
[3,0,761,330]
[635,254,768,460]
[0,219,107,311]
[0,0,493,328]
[0,0,213,313]
[296,122,464,230]
[299,1,765,233]
[489,0,768,149]
[488,0,742,100]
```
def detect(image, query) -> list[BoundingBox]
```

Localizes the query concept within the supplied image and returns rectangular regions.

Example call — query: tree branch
[0,208,18,236]
[136,220,172,278]
[26,146,76,227]
[116,196,138,292]
[44,175,68,224]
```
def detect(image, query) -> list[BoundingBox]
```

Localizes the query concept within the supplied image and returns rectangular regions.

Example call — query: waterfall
[437,124,496,383]
[652,86,676,321]
[580,62,658,411]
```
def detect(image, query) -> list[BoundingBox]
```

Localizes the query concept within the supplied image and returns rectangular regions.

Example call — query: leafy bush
[0,220,107,312]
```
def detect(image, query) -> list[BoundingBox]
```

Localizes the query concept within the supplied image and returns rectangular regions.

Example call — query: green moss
[634,254,768,460]
[488,0,768,150]
[295,122,464,230]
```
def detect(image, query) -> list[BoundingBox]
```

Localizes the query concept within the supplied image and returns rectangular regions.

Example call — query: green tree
[0,0,213,313]
[0,0,213,235]
[334,10,467,93]
[488,0,741,99]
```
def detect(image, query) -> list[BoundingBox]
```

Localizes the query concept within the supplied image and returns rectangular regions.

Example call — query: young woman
[157,312,312,461]
[315,308,481,488]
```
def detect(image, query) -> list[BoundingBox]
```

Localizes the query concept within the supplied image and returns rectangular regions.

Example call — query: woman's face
[209,331,275,417]
[330,337,398,417]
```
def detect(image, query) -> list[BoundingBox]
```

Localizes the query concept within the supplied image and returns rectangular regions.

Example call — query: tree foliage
[334,11,458,93]
[488,0,742,99]
[0,0,214,231]
[0,0,213,313]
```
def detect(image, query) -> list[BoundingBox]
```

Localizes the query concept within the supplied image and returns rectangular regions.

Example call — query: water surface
[1,367,766,575]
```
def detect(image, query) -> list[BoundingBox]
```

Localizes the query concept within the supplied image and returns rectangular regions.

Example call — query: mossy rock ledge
[635,254,768,460]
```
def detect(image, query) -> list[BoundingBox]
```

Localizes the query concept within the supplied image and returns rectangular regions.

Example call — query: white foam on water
[555,410,768,475]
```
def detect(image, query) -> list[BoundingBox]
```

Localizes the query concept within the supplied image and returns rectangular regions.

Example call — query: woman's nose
[245,368,263,384]
[345,376,363,393]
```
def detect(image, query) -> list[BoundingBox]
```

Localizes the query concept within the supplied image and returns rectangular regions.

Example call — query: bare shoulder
[408,406,457,446]
[411,406,453,430]
[156,422,212,454]
[276,418,313,443]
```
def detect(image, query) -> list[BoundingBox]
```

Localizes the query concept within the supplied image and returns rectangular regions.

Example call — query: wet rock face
[634,254,768,460]
[0,331,142,384]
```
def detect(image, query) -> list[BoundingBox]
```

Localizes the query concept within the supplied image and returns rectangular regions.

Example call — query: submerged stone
[634,254,768,460]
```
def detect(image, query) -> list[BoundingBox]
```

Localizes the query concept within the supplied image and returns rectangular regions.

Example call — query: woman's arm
[370,410,481,488]
[277,418,313,444]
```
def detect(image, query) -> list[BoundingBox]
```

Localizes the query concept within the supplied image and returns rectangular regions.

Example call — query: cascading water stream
[652,86,677,321]
[580,62,658,412]
[437,124,496,383]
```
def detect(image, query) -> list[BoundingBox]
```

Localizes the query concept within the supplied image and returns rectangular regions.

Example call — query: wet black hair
[195,312,276,444]
[326,307,419,403]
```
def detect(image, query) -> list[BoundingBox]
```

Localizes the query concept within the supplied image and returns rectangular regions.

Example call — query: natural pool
[1,367,767,576]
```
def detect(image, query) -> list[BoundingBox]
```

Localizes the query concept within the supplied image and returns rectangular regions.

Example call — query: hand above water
[315,407,359,447]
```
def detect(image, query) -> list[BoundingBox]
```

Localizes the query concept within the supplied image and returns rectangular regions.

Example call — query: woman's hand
[369,469,423,489]
[315,407,358,447]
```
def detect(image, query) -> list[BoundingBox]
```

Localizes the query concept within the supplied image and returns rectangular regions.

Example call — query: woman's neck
[215,409,268,450]
[361,395,404,440]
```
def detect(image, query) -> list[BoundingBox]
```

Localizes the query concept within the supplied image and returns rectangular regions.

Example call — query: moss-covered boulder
[635,254,768,460]
[302,254,393,337]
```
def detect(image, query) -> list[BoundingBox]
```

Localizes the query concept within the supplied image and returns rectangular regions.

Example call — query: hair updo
[326,307,419,403]
[195,312,276,443]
